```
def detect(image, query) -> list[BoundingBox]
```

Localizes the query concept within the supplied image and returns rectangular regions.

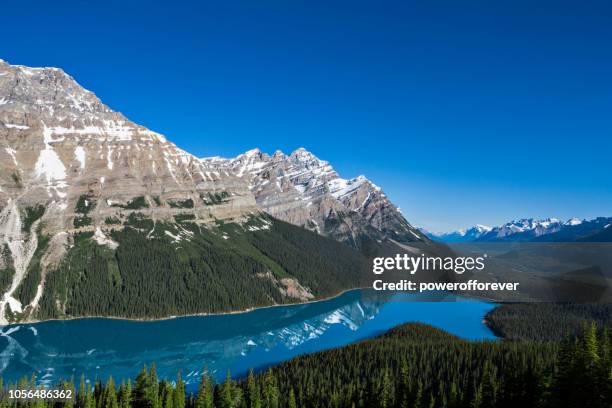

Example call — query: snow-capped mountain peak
[207,147,426,246]
[565,217,583,226]
[474,224,492,233]
[425,216,607,243]
[421,224,492,243]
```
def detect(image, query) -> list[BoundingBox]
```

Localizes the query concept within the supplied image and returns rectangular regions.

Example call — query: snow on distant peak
[200,155,228,163]
[565,217,583,226]
[292,147,311,156]
[327,174,379,200]
[244,148,262,157]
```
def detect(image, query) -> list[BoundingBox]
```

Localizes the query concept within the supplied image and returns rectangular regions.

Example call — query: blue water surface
[0,290,496,388]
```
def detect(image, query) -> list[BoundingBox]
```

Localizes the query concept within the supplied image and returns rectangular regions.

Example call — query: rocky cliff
[0,60,425,323]
[208,147,427,247]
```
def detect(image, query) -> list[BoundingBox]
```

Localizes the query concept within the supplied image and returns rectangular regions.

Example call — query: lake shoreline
[6,286,371,327]
[5,286,502,330]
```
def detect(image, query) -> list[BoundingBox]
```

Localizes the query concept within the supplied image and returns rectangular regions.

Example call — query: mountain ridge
[0,60,425,323]
[203,146,427,247]
[424,216,611,243]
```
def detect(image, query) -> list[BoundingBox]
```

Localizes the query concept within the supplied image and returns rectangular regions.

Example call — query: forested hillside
[29,214,367,321]
[485,303,612,340]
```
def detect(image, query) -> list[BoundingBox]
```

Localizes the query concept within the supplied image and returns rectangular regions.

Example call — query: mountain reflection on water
[0,290,496,387]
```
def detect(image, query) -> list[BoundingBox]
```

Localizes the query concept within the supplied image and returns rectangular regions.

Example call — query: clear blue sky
[1,1,610,231]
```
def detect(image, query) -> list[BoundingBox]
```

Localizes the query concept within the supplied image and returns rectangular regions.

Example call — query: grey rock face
[0,60,257,234]
[0,60,257,322]
[206,147,427,247]
[0,60,425,321]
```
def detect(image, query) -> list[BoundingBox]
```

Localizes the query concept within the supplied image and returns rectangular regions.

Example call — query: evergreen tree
[118,382,131,408]
[173,371,185,408]
[132,365,153,408]
[104,377,119,408]
[262,369,279,408]
[245,369,261,408]
[380,368,393,408]
[397,359,411,408]
[219,371,234,408]
[471,383,483,408]
[448,382,459,408]
[159,381,173,408]
[196,370,214,408]
[85,383,96,408]
[78,374,87,408]
[413,381,423,408]
[479,360,497,408]
[288,389,297,408]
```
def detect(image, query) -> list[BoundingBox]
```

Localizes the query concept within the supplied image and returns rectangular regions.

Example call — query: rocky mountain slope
[206,148,427,247]
[0,59,262,323]
[0,60,423,323]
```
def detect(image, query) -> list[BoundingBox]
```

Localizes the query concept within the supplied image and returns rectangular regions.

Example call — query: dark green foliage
[125,196,149,210]
[105,216,122,225]
[37,215,365,319]
[74,215,93,228]
[0,245,14,292]
[196,370,214,408]
[244,370,259,408]
[74,194,96,227]
[152,196,161,206]
[11,172,21,187]
[201,192,229,206]
[75,194,96,215]
[22,205,45,232]
[547,323,611,408]
[168,198,194,209]
[15,233,50,306]
[245,216,367,297]
[113,196,149,210]
[74,231,95,244]
[486,303,612,340]
[259,323,556,407]
[250,323,610,408]
[174,214,196,223]
[124,212,154,230]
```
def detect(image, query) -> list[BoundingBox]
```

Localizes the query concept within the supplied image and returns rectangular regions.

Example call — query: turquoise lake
[0,290,497,388]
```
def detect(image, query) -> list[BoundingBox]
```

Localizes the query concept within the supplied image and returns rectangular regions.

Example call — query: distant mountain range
[421,217,612,243]
[419,224,493,243]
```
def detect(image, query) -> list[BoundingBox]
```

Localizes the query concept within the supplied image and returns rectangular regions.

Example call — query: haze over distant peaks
[423,217,611,243]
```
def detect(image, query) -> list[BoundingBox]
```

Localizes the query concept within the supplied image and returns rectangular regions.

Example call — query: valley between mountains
[0,60,430,324]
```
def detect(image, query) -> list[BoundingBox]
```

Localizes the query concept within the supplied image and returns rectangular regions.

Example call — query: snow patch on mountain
[34,125,68,198]
[202,147,427,246]
[0,203,41,324]
[74,146,86,169]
